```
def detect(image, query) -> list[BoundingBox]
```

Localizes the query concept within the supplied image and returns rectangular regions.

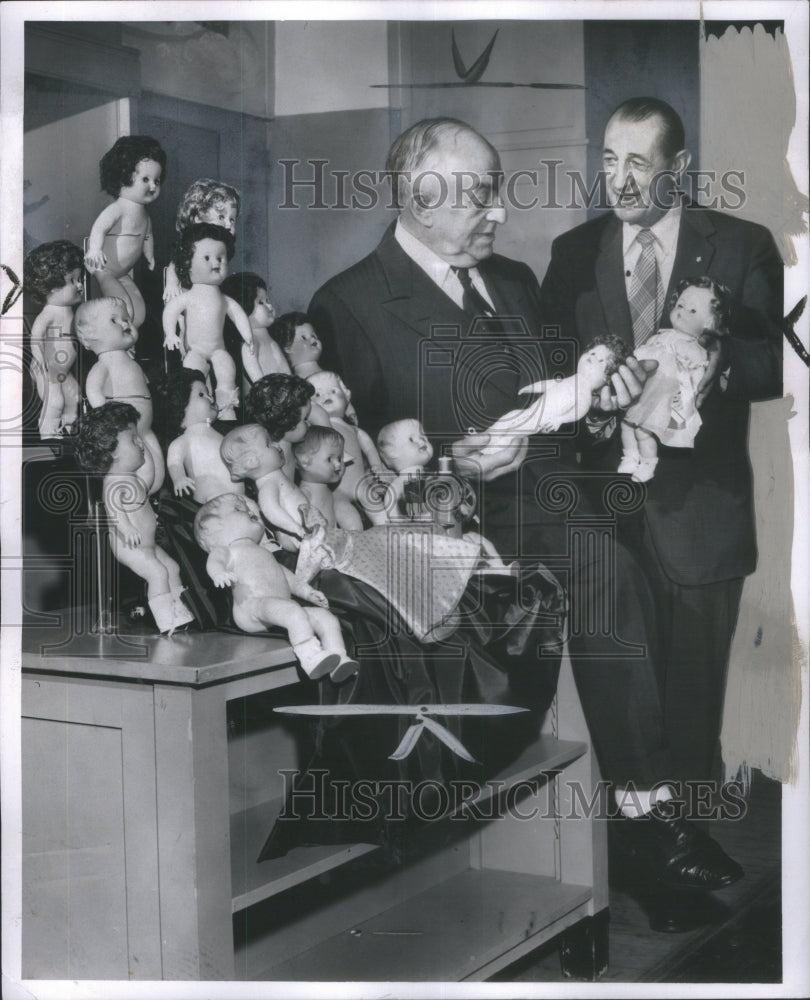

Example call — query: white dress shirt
[622,203,683,312]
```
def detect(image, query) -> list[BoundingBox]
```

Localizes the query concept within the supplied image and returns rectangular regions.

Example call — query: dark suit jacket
[539,204,784,585]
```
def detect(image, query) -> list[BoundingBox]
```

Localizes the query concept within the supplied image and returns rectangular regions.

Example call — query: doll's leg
[617,421,641,474]
[257,598,340,679]
[142,429,166,493]
[632,428,659,483]
[94,271,136,323]
[182,349,211,378]
[117,274,146,329]
[111,541,171,599]
[38,378,65,438]
[305,606,359,683]
[210,350,239,419]
[61,373,81,429]
[154,546,195,627]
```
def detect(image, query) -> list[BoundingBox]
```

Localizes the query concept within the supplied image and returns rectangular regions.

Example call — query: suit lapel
[667,207,717,300]
[595,216,634,342]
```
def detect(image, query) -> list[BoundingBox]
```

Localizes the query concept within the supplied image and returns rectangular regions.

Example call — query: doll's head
[668,277,731,338]
[154,369,215,442]
[74,297,137,354]
[99,135,166,200]
[293,425,346,485]
[578,333,631,388]
[221,272,275,328]
[175,179,241,235]
[269,313,321,368]
[306,370,352,421]
[220,423,284,481]
[24,240,85,305]
[246,373,314,442]
[173,223,235,290]
[74,401,142,474]
[194,492,265,552]
[377,418,433,473]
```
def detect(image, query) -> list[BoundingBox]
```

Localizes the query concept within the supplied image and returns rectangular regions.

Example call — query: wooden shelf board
[256,869,591,981]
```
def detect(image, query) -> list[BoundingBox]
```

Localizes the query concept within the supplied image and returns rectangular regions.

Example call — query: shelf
[257,868,592,981]
[229,735,586,913]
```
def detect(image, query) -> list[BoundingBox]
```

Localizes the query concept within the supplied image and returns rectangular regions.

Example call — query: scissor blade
[274,703,529,717]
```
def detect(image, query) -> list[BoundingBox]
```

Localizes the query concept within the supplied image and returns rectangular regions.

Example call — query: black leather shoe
[617,801,744,891]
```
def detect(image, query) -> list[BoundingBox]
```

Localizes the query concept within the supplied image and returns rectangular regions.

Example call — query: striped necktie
[452,266,494,317]
[628,229,661,347]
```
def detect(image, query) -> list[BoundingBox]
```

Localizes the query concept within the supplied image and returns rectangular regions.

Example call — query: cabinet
[21,619,607,982]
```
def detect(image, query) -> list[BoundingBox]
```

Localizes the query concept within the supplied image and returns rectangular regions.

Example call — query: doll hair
[246,373,314,441]
[172,222,235,290]
[152,368,209,445]
[376,418,423,469]
[584,333,632,377]
[219,423,277,480]
[175,179,242,233]
[670,276,732,334]
[73,297,128,345]
[74,401,141,474]
[268,312,312,353]
[292,424,345,464]
[23,240,85,303]
[220,272,266,316]
[99,135,167,197]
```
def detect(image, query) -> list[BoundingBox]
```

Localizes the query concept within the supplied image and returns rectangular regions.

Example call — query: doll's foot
[617,456,640,475]
[632,458,658,483]
[329,655,360,684]
[293,637,341,680]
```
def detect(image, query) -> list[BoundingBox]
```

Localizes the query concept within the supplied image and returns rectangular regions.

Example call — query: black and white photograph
[1,1,808,997]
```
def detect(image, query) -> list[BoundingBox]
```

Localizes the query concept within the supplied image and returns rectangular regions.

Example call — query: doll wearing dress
[84,136,166,328]
[619,277,729,483]
[162,222,254,420]
[23,240,84,439]
[194,492,357,682]
[74,297,165,491]
[74,402,193,634]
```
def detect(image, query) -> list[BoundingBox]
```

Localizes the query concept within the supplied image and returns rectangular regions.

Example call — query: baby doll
[306,370,382,512]
[220,271,288,393]
[245,373,332,482]
[220,423,325,551]
[293,424,364,530]
[194,492,357,682]
[161,369,245,505]
[84,135,166,328]
[619,277,728,483]
[75,297,165,491]
[478,335,629,450]
[23,240,84,439]
[162,222,254,420]
[74,402,194,634]
[163,178,241,302]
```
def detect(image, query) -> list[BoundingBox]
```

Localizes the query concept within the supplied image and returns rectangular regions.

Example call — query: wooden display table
[21,619,608,982]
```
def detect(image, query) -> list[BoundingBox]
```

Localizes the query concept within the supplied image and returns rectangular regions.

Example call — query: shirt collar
[622,202,683,257]
[395,218,455,288]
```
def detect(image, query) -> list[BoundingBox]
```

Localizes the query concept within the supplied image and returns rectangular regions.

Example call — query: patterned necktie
[452,266,494,317]
[628,228,661,347]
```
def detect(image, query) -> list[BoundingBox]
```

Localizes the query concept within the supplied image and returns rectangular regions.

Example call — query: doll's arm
[225,297,255,350]
[103,474,143,547]
[84,362,107,409]
[142,215,155,270]
[85,202,124,271]
[206,546,237,588]
[283,565,329,608]
[163,261,182,303]
[166,438,194,496]
[241,338,264,383]
[356,428,383,471]
[136,446,158,495]
[517,378,549,396]
[162,295,187,352]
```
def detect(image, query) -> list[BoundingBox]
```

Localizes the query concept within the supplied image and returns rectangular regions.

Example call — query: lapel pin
[696,256,702,262]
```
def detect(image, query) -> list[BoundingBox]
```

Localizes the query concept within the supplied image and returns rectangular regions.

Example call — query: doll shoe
[329,656,360,684]
[149,592,180,634]
[617,456,640,475]
[632,458,658,483]
[293,637,341,680]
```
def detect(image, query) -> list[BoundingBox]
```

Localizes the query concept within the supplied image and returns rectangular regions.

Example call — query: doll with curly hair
[220,272,287,392]
[23,240,84,438]
[162,222,254,420]
[163,178,241,302]
[74,401,193,634]
[619,277,730,482]
[84,135,166,327]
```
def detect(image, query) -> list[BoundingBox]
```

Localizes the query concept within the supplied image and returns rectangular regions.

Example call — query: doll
[84,135,166,328]
[74,297,165,491]
[220,271,288,396]
[163,178,241,302]
[619,277,729,482]
[194,492,358,682]
[23,240,84,438]
[477,335,629,450]
[74,402,194,634]
[293,424,364,530]
[245,373,333,482]
[161,369,245,505]
[162,222,254,420]
[306,370,382,512]
[220,423,326,551]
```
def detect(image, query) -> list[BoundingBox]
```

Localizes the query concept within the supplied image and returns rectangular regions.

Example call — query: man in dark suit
[310,116,746,902]
[539,98,783,783]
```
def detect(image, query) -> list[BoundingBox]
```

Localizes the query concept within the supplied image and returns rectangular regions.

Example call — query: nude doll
[294,424,364,531]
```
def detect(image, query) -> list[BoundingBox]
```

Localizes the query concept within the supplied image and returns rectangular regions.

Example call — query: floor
[496,771,782,984]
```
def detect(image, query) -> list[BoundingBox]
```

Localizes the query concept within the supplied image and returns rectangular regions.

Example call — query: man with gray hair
[310,115,745,915]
